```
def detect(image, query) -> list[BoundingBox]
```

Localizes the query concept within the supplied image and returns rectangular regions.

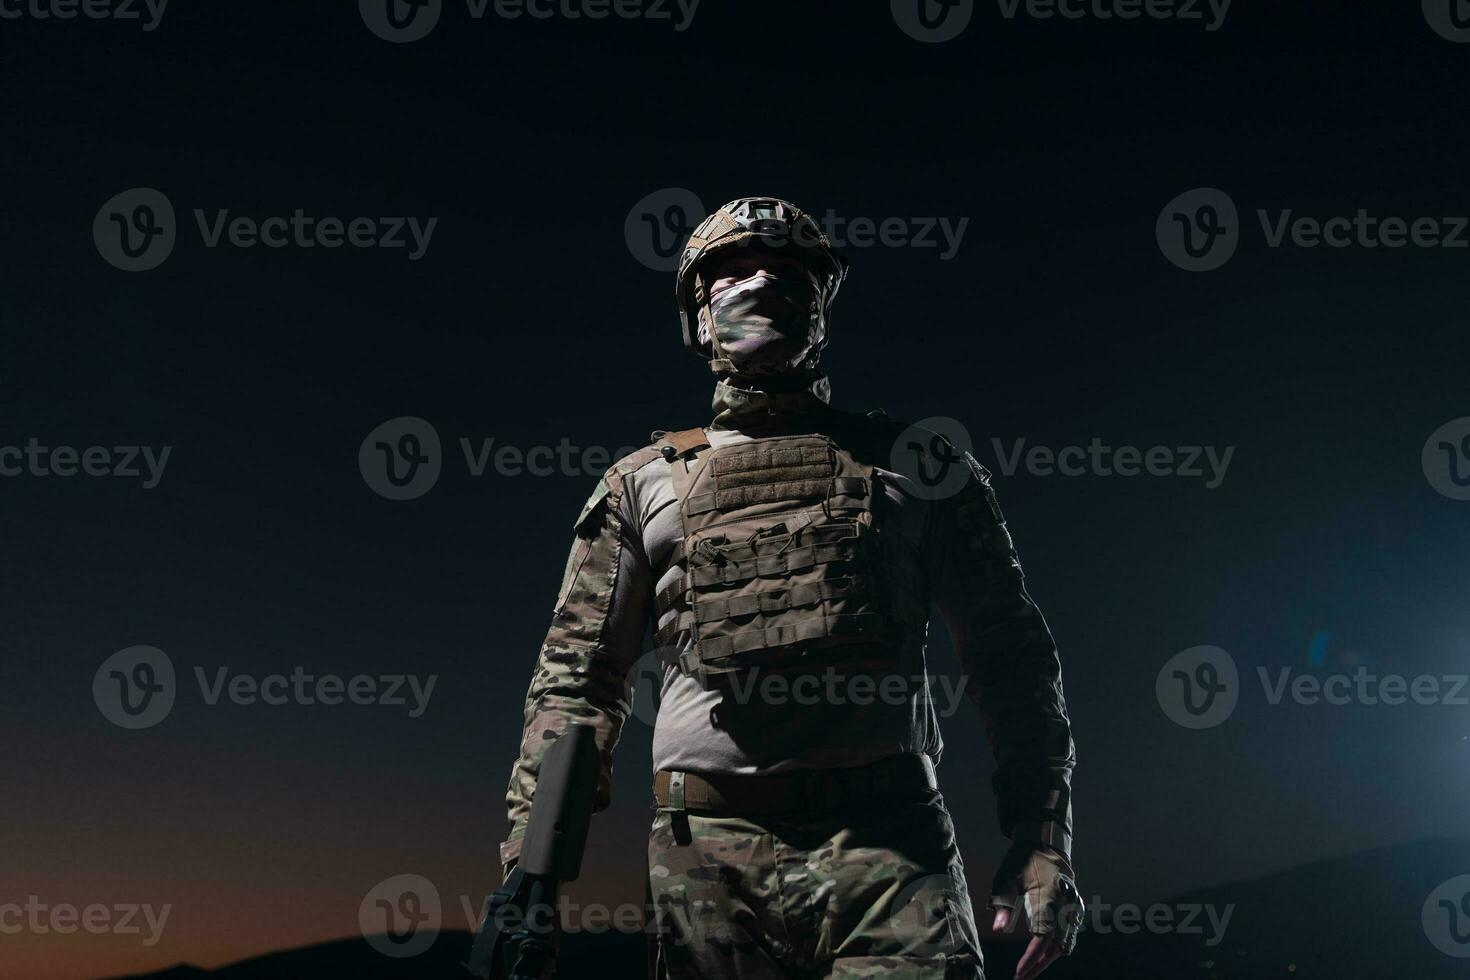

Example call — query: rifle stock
[465,724,600,980]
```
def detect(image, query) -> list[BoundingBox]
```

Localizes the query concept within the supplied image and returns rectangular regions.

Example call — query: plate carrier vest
[651,426,927,685]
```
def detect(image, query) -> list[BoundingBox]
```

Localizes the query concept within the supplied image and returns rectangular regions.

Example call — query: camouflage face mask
[706,271,826,376]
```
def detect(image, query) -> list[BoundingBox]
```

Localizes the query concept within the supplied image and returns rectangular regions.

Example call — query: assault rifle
[464,723,600,980]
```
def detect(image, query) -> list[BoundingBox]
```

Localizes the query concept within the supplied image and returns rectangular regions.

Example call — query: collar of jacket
[709,373,832,430]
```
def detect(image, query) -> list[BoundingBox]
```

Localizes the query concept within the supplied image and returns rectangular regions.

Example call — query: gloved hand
[989,841,1083,980]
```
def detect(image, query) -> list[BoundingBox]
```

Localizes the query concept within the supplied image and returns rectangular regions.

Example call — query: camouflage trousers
[646,786,984,979]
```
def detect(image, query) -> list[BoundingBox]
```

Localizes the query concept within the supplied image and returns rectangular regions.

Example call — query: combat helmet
[675,197,849,373]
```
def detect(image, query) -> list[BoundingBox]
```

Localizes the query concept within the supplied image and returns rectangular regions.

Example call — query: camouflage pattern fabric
[933,457,1074,856]
[500,444,664,868]
[647,786,984,979]
[501,381,1077,966]
[705,270,825,376]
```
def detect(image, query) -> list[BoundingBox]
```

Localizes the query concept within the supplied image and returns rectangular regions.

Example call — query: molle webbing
[692,575,875,623]
[653,533,872,649]
[696,612,884,664]
[654,430,905,679]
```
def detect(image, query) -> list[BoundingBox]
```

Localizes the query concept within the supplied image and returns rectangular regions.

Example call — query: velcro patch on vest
[713,444,830,480]
[686,476,868,518]
[702,444,835,512]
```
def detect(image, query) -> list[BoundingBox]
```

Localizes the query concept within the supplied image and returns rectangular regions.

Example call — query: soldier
[501,197,1081,979]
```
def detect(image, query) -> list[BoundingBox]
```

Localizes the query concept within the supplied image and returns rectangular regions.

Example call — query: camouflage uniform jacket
[500,379,1075,869]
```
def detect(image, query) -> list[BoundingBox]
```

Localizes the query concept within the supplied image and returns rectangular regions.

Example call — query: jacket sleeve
[499,454,655,869]
[931,454,1076,858]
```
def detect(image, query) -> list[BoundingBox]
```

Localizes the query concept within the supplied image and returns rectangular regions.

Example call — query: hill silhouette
[110,838,1470,979]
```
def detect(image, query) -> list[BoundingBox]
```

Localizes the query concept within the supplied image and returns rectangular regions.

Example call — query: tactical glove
[989,841,1084,956]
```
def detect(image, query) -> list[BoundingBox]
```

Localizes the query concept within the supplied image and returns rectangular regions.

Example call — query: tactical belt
[653,753,936,817]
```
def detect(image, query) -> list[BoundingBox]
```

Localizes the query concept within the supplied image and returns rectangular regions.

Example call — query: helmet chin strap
[697,267,737,374]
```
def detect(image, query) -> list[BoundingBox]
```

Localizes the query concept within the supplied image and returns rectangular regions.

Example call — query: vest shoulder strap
[652,428,711,510]
[660,427,710,457]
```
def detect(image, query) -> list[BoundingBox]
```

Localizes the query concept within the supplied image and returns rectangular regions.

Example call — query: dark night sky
[2,2,1469,977]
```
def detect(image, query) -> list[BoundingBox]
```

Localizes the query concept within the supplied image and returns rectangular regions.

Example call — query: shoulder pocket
[574,478,611,531]
[555,479,612,615]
